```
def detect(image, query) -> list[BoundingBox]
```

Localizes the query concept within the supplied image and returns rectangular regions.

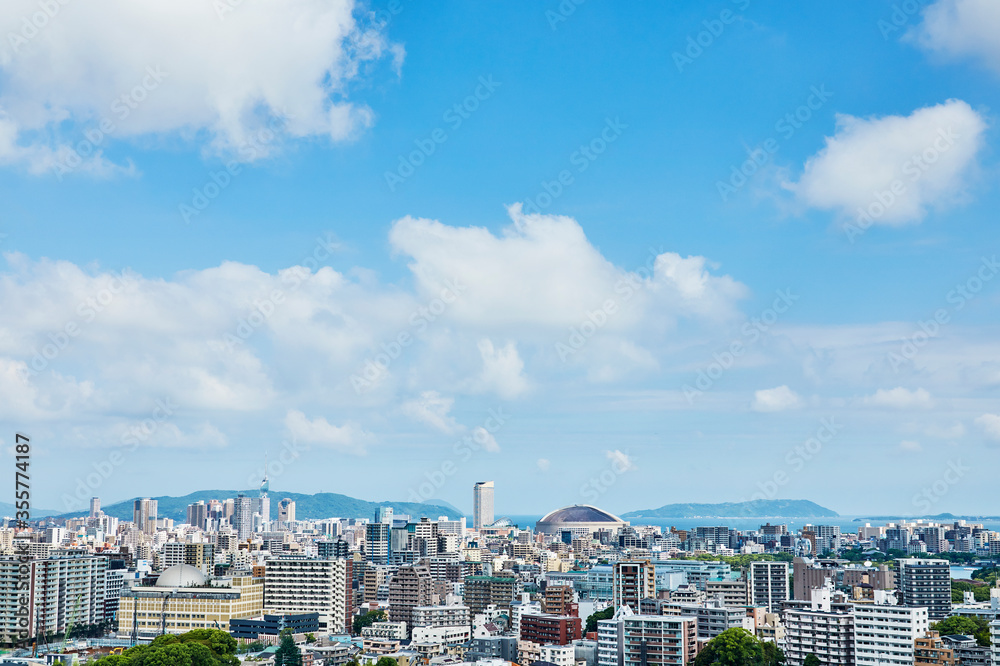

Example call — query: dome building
[535,504,627,535]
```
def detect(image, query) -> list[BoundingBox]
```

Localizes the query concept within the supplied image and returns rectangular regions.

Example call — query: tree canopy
[693,628,785,666]
[92,629,239,666]
[585,606,615,634]
[931,615,991,647]
[274,634,302,666]
[353,610,388,635]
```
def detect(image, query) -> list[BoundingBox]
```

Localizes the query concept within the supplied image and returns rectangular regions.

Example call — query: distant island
[51,490,462,523]
[623,499,838,520]
[855,513,1000,522]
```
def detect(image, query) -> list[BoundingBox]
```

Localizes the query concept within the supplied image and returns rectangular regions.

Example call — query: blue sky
[2,0,999,518]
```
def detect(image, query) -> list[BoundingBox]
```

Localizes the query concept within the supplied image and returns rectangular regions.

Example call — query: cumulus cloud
[471,426,500,453]
[899,440,923,452]
[0,0,397,174]
[284,409,370,453]
[537,458,551,471]
[789,100,986,226]
[864,387,933,409]
[475,339,528,399]
[909,0,1000,74]
[975,413,1000,441]
[401,391,460,434]
[606,449,636,473]
[751,385,802,412]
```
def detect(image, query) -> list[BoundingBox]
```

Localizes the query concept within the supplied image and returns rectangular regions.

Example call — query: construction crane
[61,592,84,653]
[130,592,139,646]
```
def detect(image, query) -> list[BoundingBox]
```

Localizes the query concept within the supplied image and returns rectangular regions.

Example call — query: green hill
[623,499,838,519]
[51,490,463,522]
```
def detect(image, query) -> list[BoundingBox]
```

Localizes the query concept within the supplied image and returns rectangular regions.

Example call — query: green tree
[305,633,316,643]
[931,615,991,647]
[353,610,387,635]
[273,634,302,666]
[803,655,821,666]
[693,628,785,665]
[375,658,398,666]
[92,628,239,666]
[585,606,615,633]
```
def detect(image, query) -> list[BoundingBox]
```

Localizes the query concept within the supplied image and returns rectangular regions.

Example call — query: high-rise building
[597,606,697,666]
[748,561,789,612]
[365,522,391,565]
[612,560,656,612]
[133,498,157,534]
[233,494,253,541]
[388,564,433,633]
[783,587,854,666]
[463,575,520,615]
[186,501,208,530]
[278,498,296,525]
[89,497,101,519]
[473,481,494,531]
[161,543,215,574]
[263,557,353,634]
[897,558,951,619]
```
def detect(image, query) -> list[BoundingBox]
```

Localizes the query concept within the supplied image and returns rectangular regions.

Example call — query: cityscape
[3,0,1000,665]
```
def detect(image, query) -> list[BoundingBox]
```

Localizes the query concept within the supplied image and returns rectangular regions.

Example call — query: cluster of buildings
[3,482,1000,666]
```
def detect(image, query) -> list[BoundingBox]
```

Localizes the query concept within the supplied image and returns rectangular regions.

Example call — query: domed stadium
[535,504,627,535]
[156,564,208,588]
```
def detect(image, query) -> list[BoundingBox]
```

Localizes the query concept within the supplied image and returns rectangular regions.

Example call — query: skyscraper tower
[473,481,494,531]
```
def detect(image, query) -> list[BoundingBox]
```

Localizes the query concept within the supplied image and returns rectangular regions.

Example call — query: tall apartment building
[783,587,855,666]
[613,561,656,612]
[897,558,951,619]
[104,566,125,621]
[363,565,393,604]
[521,613,583,645]
[853,595,929,666]
[186,501,208,530]
[263,557,353,634]
[0,553,108,643]
[317,540,350,560]
[660,598,754,641]
[133,498,158,535]
[543,584,577,616]
[89,497,101,519]
[463,575,519,615]
[473,481,495,531]
[597,607,697,666]
[388,564,433,633]
[748,561,789,612]
[793,558,839,600]
[705,578,748,606]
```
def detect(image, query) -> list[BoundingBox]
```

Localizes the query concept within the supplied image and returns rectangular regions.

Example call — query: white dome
[156,564,207,588]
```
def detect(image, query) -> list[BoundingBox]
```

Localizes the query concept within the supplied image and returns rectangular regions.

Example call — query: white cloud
[909,0,1000,74]
[789,100,986,225]
[401,391,459,434]
[925,422,966,439]
[0,0,396,174]
[284,409,370,453]
[899,440,923,452]
[606,449,636,472]
[537,458,551,471]
[751,385,802,412]
[471,427,500,453]
[974,413,1000,441]
[864,387,933,409]
[475,339,528,399]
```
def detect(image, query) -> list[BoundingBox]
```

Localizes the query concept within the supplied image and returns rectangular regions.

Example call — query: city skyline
[2,1,1000,515]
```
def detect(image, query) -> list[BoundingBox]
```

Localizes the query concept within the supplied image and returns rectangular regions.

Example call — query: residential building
[463,575,519,615]
[388,564,433,632]
[748,561,788,612]
[853,592,928,666]
[520,613,582,645]
[233,494,253,541]
[263,557,353,634]
[705,578,748,606]
[897,558,951,620]
[598,606,697,666]
[133,498,157,535]
[914,631,957,666]
[783,586,855,666]
[278,498,296,526]
[613,561,656,612]
[411,604,470,629]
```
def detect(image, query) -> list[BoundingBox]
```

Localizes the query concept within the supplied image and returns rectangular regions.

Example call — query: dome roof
[539,505,623,524]
[156,564,207,588]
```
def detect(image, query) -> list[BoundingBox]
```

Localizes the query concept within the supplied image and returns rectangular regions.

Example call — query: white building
[473,481,495,531]
[748,561,789,612]
[853,591,928,665]
[263,557,352,634]
[411,624,472,645]
[540,644,575,666]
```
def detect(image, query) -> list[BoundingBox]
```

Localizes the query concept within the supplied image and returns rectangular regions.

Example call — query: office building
[133,498,157,535]
[366,522,391,565]
[229,613,320,640]
[473,481,495,531]
[119,565,262,638]
[278,498,296,525]
[89,497,101,519]
[233,494,253,541]
[263,557,353,634]
[186,501,208,530]
[897,558,951,619]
